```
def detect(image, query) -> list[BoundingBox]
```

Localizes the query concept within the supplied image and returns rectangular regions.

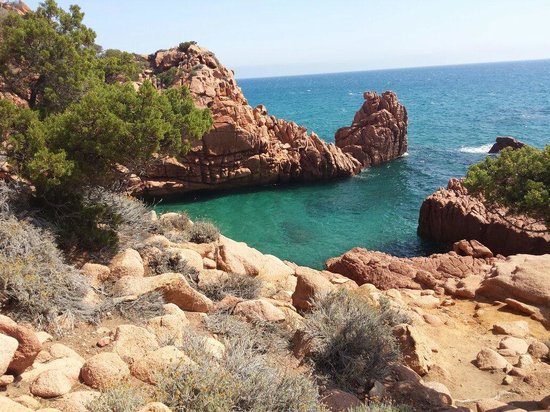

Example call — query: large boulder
[478,254,550,308]
[292,267,335,311]
[109,248,144,278]
[130,346,191,384]
[30,369,75,398]
[112,325,160,364]
[80,352,130,389]
[234,299,286,322]
[0,333,19,375]
[0,315,42,374]
[392,324,434,376]
[418,179,550,256]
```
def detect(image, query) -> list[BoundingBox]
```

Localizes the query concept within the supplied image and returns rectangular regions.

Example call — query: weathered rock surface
[0,333,19,376]
[134,46,407,195]
[489,136,525,154]
[418,178,550,256]
[325,247,492,296]
[80,352,130,389]
[0,315,42,375]
[335,91,408,167]
[478,254,550,308]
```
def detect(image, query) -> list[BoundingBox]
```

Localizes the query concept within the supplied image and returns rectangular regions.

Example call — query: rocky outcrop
[134,46,407,195]
[0,1,30,16]
[325,246,494,297]
[489,136,525,154]
[418,178,550,256]
[335,91,408,166]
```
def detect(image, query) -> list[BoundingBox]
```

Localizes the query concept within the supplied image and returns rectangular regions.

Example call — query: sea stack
[335,91,408,167]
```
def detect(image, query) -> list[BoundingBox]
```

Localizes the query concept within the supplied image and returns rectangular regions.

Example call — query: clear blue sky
[25,0,550,78]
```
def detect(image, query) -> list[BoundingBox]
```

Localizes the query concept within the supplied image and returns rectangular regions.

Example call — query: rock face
[489,136,525,154]
[134,45,407,195]
[325,247,493,296]
[418,178,550,256]
[335,91,408,167]
[477,254,550,308]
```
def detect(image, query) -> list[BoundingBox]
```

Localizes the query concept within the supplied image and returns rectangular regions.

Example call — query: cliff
[134,45,408,195]
[417,178,550,256]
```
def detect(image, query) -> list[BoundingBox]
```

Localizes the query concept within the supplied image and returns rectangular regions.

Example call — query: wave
[400,152,409,157]
[458,143,492,154]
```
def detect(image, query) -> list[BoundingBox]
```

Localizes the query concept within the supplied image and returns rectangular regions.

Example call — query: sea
[157,60,550,269]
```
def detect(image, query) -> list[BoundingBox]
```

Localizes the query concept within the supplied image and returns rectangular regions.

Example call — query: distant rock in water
[335,91,408,167]
[488,136,525,154]
[417,178,550,256]
[134,45,408,196]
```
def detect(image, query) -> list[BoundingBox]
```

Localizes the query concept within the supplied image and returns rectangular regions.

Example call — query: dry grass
[200,272,262,301]
[303,289,401,391]
[87,387,147,412]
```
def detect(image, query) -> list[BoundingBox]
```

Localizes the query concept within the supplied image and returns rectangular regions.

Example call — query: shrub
[303,289,401,391]
[200,272,262,301]
[0,215,95,327]
[155,329,324,412]
[206,311,291,356]
[84,188,154,248]
[348,402,413,412]
[378,296,411,327]
[157,66,178,88]
[143,246,197,276]
[178,40,197,52]
[101,291,165,323]
[87,387,147,412]
[464,145,550,230]
[187,220,220,243]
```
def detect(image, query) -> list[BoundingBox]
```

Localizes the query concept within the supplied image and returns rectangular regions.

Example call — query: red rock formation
[488,136,525,154]
[135,46,407,195]
[325,246,494,297]
[417,178,550,256]
[335,91,408,167]
[0,1,30,16]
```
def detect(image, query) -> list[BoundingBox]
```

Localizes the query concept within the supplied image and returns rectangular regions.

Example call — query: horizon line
[236,56,550,81]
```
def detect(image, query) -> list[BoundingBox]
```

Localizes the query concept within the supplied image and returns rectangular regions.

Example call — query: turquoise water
[158,60,550,268]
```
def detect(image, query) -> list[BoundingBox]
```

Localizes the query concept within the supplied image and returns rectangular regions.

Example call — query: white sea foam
[400,152,409,157]
[458,144,493,154]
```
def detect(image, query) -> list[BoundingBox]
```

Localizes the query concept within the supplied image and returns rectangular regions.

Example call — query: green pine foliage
[0,0,213,250]
[464,145,550,230]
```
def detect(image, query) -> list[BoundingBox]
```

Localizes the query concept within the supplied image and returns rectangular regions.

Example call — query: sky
[24,0,550,78]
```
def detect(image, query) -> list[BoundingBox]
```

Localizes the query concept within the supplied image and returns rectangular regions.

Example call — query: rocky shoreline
[418,178,550,256]
[1,211,549,411]
[132,45,408,196]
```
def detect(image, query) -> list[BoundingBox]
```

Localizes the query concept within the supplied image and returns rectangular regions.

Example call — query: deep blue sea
[158,60,550,268]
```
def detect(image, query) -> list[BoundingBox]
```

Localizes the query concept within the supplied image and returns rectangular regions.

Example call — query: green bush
[87,387,147,412]
[99,48,141,83]
[157,66,178,88]
[200,272,262,301]
[464,145,550,230]
[303,289,401,391]
[187,220,220,243]
[178,40,197,52]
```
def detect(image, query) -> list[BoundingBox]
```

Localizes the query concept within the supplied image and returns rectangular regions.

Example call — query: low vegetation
[178,40,197,52]
[87,387,147,412]
[303,290,401,391]
[200,272,262,301]
[187,220,220,243]
[155,326,324,412]
[348,403,413,412]
[465,145,550,230]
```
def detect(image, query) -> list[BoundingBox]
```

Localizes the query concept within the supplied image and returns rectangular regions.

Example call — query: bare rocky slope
[132,45,408,196]
[417,178,550,256]
[1,211,549,412]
